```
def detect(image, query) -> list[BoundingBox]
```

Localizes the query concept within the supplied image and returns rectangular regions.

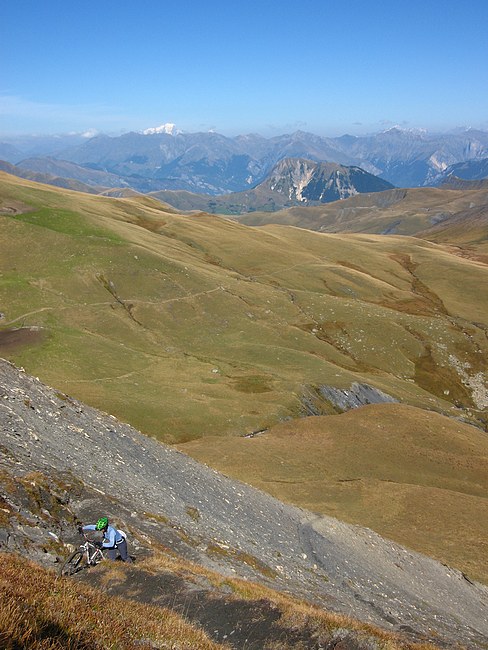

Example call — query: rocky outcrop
[318,382,398,411]
[1,358,487,649]
[301,382,397,416]
[264,158,394,203]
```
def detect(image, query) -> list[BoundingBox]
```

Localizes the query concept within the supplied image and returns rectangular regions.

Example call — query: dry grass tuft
[0,552,227,649]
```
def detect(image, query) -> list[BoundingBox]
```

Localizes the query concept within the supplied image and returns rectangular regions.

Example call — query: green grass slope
[180,403,488,585]
[1,172,487,443]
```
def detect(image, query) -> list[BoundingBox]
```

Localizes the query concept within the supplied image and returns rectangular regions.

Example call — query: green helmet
[95,517,109,530]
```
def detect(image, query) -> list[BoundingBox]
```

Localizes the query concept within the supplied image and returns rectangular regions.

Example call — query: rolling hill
[2,171,487,439]
[236,185,488,241]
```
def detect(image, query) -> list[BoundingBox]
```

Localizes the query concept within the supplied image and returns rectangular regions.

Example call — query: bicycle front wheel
[60,550,85,576]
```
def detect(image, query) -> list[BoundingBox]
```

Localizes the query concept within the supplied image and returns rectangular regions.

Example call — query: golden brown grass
[0,546,440,650]
[0,552,227,649]
[180,403,488,585]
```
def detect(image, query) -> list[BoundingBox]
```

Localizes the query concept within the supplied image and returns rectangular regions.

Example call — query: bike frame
[80,537,105,565]
[60,534,106,576]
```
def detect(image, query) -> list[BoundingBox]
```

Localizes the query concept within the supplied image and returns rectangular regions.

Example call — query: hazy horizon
[2,123,488,144]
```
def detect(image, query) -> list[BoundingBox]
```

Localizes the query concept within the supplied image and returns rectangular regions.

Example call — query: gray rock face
[1,358,487,649]
[301,382,397,416]
[318,383,398,411]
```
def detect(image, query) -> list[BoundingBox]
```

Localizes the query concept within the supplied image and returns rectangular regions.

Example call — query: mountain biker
[78,517,133,563]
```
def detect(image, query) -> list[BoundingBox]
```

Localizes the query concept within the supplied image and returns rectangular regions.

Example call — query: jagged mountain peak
[262,157,394,203]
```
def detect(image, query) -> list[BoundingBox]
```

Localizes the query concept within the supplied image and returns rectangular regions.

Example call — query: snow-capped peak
[382,125,428,136]
[81,128,100,138]
[142,123,179,136]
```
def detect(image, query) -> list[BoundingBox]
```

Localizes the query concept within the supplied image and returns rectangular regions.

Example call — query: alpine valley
[1,128,488,649]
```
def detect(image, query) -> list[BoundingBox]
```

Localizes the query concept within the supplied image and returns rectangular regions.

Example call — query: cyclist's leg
[116,538,133,563]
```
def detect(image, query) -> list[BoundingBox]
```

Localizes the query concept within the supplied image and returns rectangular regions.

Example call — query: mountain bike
[59,534,105,576]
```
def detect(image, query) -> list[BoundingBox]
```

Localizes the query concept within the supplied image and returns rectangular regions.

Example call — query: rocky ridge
[1,358,487,649]
[262,158,393,203]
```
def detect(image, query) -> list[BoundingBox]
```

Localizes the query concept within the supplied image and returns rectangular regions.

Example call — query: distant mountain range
[1,127,487,197]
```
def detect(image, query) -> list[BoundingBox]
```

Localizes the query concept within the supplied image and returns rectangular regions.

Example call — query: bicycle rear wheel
[60,550,85,576]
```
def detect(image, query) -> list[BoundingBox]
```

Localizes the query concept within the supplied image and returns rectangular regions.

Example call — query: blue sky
[1,0,487,137]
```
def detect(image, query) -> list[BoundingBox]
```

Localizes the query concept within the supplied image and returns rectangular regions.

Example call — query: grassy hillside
[180,403,488,585]
[417,204,488,257]
[1,171,488,592]
[1,172,487,443]
[237,186,488,239]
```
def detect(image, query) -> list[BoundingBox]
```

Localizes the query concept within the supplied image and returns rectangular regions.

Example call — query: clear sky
[1,0,487,137]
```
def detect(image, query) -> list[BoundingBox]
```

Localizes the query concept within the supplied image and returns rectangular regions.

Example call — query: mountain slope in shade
[437,157,488,183]
[16,156,128,189]
[0,159,105,194]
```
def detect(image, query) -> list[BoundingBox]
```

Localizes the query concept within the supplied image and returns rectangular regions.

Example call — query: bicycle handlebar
[77,528,104,549]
